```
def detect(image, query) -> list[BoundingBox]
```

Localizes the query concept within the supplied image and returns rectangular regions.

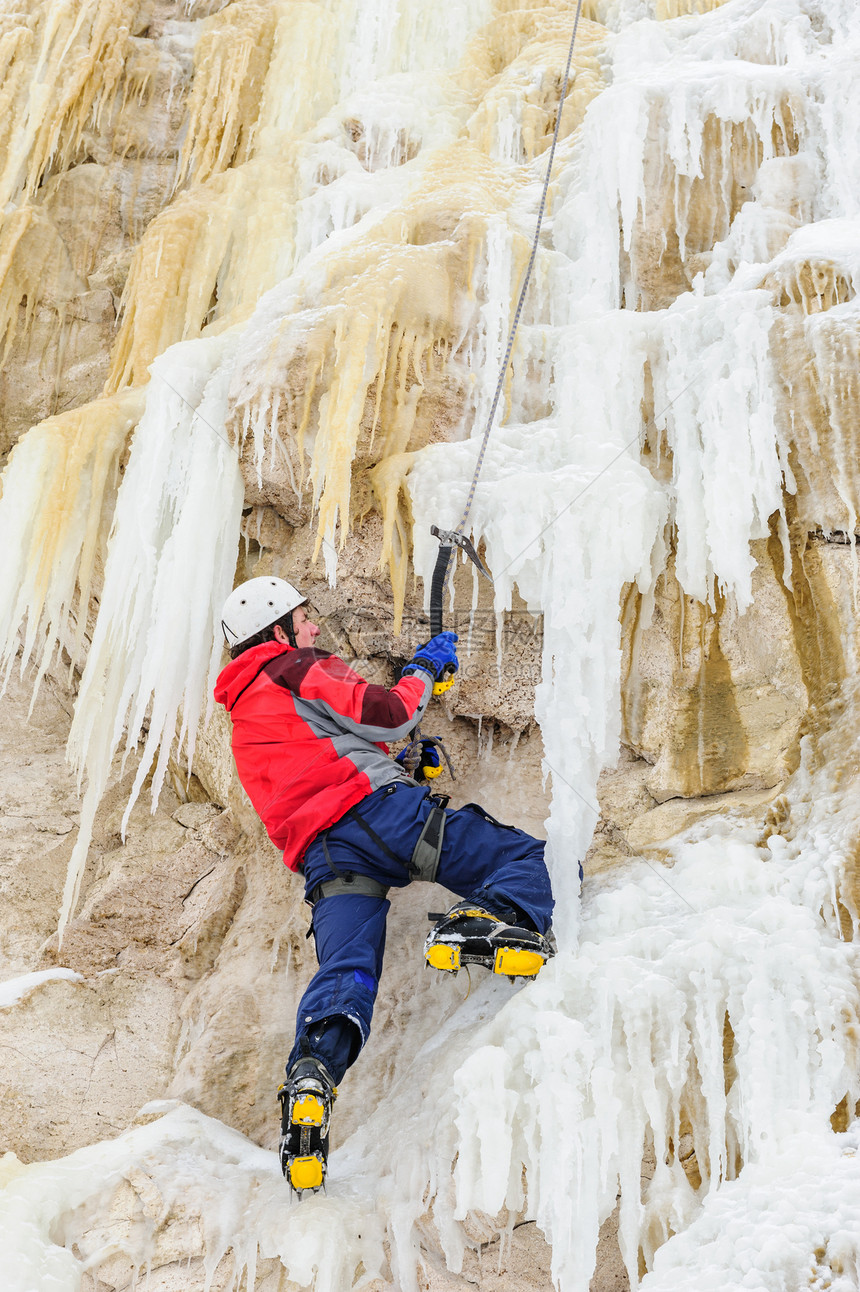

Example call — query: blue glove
[401,631,459,682]
[394,739,442,782]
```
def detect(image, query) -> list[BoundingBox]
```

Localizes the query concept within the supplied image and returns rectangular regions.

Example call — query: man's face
[272,604,320,649]
[291,605,320,648]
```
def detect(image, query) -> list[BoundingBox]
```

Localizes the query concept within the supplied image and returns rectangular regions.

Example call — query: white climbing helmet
[221,576,307,649]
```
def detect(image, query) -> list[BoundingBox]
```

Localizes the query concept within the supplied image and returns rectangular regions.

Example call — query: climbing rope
[449,0,586,561]
[409,3,586,773]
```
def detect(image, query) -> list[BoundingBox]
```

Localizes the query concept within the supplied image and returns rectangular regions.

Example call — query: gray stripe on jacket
[294,669,432,742]
[292,691,427,791]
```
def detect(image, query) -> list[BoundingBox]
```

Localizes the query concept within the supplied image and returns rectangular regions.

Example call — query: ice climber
[214,575,555,1192]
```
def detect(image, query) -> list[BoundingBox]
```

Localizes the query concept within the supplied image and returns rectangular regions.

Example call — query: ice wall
[1,0,860,1289]
[408,0,860,1281]
[410,0,860,917]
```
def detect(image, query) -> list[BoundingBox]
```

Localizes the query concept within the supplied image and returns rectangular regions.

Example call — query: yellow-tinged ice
[0,0,132,210]
[655,0,729,17]
[252,2,341,158]
[233,148,530,586]
[0,1,204,402]
[762,256,857,314]
[0,0,136,372]
[0,206,84,362]
[368,452,416,630]
[82,0,608,620]
[106,160,296,392]
[0,387,145,691]
[177,0,278,189]
[238,10,607,599]
[467,14,607,161]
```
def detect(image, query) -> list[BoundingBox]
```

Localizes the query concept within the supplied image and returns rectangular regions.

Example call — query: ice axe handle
[429,542,455,695]
[429,543,451,638]
[428,525,490,695]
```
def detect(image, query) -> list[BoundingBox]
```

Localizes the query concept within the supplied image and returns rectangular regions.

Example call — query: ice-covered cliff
[1,0,860,1289]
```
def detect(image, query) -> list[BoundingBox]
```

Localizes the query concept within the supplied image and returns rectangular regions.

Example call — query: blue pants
[287,782,554,1083]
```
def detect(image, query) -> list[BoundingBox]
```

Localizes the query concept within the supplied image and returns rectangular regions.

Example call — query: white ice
[60,333,245,936]
[642,1122,860,1291]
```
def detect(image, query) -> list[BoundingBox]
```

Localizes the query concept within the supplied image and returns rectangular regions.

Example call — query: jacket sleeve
[271,649,433,741]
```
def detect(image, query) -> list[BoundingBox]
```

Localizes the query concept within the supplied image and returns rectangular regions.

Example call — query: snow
[435,818,860,1290]
[0,969,82,1010]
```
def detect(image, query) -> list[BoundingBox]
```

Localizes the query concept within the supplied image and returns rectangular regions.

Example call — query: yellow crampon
[291,1091,326,1126]
[278,1060,337,1195]
[426,942,461,972]
[493,946,544,977]
[424,904,554,979]
[289,1154,325,1192]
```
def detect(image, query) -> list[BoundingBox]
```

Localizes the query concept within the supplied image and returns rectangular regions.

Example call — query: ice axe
[399,525,491,780]
[428,524,492,695]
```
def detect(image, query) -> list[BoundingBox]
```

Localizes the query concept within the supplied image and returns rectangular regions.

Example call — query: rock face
[2,1,860,1290]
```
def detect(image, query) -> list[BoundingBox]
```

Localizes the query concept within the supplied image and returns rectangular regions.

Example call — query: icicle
[805,301,860,542]
[648,289,789,611]
[0,388,144,696]
[228,146,525,617]
[0,2,132,210]
[411,311,667,939]
[466,15,607,166]
[60,335,243,937]
[105,160,296,392]
[0,209,85,363]
[175,0,277,189]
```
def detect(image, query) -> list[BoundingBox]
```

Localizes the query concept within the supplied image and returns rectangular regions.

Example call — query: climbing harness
[308,872,391,905]
[409,793,448,882]
[310,789,452,907]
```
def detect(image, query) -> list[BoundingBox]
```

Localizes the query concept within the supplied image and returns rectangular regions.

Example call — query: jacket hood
[214,640,291,712]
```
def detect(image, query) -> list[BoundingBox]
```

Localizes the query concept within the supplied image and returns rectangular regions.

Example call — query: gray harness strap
[408,797,447,883]
[308,873,390,905]
[312,791,450,897]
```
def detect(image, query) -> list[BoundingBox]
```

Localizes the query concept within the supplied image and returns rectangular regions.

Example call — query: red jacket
[213,641,431,870]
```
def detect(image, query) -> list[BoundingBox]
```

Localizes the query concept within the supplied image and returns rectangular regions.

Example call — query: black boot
[278,1044,337,1194]
[424,903,556,978]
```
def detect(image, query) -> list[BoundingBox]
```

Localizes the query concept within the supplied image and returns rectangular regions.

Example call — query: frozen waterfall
[1,0,860,1289]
